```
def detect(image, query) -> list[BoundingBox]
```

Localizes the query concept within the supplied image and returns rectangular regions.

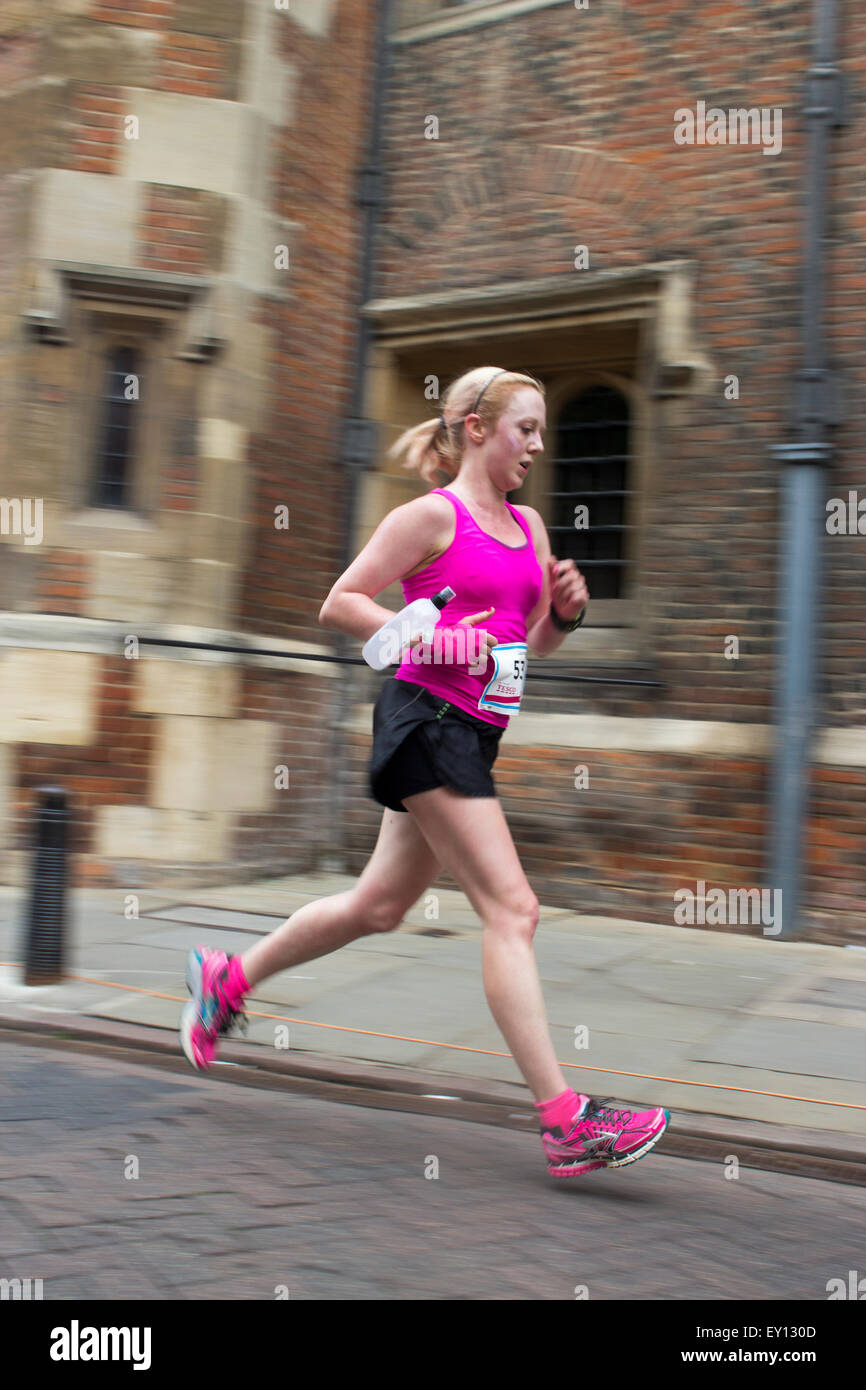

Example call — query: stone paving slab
[694,1016,866,1085]
[141,906,287,930]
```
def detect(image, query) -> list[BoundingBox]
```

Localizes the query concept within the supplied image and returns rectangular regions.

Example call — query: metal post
[768,453,830,939]
[768,0,844,938]
[323,0,394,870]
[22,786,69,985]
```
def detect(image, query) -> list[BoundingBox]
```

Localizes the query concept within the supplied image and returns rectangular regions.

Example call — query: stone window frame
[76,309,172,519]
[23,261,221,534]
[362,260,709,670]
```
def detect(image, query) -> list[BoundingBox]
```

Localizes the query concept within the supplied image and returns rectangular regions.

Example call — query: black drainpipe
[767,0,845,937]
[321,0,394,869]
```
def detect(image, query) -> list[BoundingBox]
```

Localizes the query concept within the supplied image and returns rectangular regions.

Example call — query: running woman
[181,366,670,1178]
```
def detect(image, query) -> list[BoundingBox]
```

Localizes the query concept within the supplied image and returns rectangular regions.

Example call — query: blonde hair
[387,366,546,486]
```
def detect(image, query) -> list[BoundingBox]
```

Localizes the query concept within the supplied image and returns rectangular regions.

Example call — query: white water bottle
[362,586,456,671]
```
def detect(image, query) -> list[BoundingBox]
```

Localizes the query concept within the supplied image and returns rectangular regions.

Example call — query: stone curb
[2,1009,864,1187]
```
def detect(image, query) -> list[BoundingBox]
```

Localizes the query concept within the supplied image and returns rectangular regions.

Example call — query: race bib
[477,642,528,716]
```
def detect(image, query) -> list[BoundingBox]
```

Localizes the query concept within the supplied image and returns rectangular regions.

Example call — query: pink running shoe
[180,946,248,1071]
[541,1094,670,1178]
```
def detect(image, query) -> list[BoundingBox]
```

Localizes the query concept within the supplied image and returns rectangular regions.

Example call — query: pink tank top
[393,487,544,727]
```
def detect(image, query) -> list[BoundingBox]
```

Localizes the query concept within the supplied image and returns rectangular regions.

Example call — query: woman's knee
[485,890,539,943]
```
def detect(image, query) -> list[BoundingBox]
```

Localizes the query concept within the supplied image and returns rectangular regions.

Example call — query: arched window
[550,385,631,600]
[92,345,140,508]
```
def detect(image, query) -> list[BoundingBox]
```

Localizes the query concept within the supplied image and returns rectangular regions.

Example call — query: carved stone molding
[22,261,224,361]
[364,260,711,396]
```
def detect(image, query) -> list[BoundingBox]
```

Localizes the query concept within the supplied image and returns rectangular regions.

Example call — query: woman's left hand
[549,556,589,622]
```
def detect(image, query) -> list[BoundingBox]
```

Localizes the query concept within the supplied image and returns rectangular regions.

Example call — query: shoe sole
[545,1109,671,1177]
[605,1109,671,1169]
[179,949,205,1070]
[547,1158,607,1178]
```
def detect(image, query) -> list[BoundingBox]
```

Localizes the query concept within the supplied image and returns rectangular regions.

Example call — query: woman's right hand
[456,608,498,664]
[407,607,498,666]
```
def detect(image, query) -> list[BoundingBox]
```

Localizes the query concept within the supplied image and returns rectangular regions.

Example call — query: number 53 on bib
[477,642,528,716]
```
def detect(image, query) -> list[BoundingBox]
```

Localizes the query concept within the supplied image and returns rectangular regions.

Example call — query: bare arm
[318,494,451,642]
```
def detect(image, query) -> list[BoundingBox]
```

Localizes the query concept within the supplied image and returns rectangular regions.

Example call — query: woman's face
[481,386,546,493]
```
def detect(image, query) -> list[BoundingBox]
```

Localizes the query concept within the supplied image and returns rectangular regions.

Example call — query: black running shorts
[369,677,505,814]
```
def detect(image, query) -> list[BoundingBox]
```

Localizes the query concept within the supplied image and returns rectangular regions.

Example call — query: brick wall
[36,552,89,616]
[90,2,173,30]
[342,726,865,947]
[67,85,124,175]
[3,1,864,939]
[234,667,342,877]
[155,27,237,99]
[380,2,820,723]
[237,2,376,644]
[12,659,153,885]
[137,185,221,276]
[1,0,374,887]
[9,657,341,889]
[338,0,866,942]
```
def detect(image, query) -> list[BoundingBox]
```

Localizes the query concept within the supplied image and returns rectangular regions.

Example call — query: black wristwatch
[549,602,587,633]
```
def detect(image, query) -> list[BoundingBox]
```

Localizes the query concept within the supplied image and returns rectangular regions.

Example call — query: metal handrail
[134,636,664,688]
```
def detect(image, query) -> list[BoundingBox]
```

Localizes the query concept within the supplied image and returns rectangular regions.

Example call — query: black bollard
[22,786,69,986]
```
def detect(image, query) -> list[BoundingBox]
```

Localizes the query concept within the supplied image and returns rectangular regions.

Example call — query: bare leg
[403,787,568,1103]
[240,808,441,989]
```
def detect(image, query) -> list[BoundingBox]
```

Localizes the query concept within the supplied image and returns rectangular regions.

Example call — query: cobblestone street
[1,1040,863,1301]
